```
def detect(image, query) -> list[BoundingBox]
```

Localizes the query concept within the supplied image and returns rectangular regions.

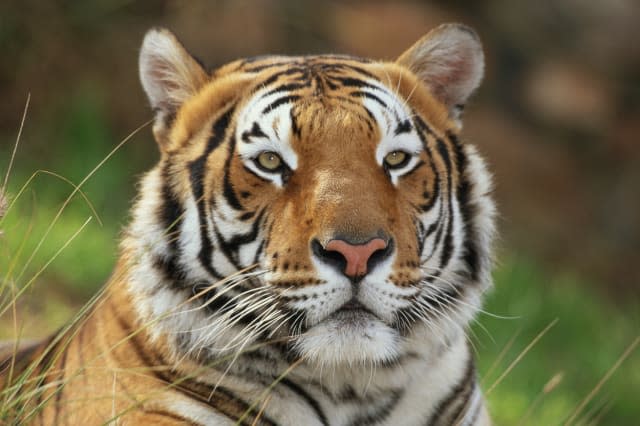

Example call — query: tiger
[0,22,496,425]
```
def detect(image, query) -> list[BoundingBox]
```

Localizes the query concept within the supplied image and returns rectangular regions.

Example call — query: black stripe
[261,95,300,114]
[240,122,268,143]
[413,118,447,265]
[239,211,255,221]
[415,219,427,256]
[262,82,308,98]
[192,283,228,313]
[252,239,266,264]
[435,138,455,270]
[226,209,265,248]
[413,115,440,213]
[350,90,387,109]
[395,119,412,135]
[448,130,480,281]
[332,76,378,90]
[156,164,188,287]
[347,389,403,426]
[426,352,476,426]
[212,209,265,269]
[153,254,190,287]
[222,133,243,211]
[419,174,440,212]
[361,106,376,133]
[280,378,329,426]
[255,67,306,91]
[318,62,377,79]
[425,203,446,263]
[290,108,301,139]
[435,138,452,174]
[188,107,236,279]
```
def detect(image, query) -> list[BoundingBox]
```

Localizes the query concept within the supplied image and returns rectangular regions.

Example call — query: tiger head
[128,24,495,367]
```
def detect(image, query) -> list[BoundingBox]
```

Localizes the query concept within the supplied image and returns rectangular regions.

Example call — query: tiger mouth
[339,299,370,312]
[331,299,380,322]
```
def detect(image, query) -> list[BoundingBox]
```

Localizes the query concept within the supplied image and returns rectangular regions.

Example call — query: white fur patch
[293,313,400,366]
[235,88,299,187]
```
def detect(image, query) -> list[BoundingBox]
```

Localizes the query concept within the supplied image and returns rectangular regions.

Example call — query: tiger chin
[1,23,496,425]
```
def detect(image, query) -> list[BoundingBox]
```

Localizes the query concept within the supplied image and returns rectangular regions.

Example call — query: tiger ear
[397,23,484,121]
[139,28,208,147]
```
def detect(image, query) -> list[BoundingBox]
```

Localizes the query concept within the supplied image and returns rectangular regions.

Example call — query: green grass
[475,256,640,425]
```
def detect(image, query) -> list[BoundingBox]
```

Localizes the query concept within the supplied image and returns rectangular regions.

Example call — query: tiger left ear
[397,23,484,121]
[139,28,208,148]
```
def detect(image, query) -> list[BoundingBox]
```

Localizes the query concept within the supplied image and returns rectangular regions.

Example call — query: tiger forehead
[234,57,414,139]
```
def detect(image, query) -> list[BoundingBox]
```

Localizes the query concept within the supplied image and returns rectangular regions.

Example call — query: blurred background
[0,1,638,424]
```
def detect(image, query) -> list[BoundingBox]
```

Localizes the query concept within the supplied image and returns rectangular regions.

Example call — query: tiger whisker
[420,282,497,345]
[418,269,519,320]
[179,286,273,334]
[210,312,292,393]
[413,286,485,353]
[190,295,278,352]
[171,275,267,321]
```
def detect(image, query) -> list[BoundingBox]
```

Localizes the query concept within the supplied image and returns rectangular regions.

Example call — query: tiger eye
[256,152,282,171]
[384,151,409,168]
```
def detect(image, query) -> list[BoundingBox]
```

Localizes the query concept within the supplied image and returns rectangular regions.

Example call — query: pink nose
[325,238,388,278]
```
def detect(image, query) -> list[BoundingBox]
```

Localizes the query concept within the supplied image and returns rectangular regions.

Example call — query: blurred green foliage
[1,91,146,297]
[476,257,639,424]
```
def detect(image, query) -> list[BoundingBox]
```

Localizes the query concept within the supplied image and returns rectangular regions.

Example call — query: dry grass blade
[1,93,30,239]
[485,318,558,396]
[1,93,30,196]
[0,190,7,224]
[252,394,273,426]
[481,327,522,386]
[516,371,563,425]
[563,335,640,426]
[584,397,614,426]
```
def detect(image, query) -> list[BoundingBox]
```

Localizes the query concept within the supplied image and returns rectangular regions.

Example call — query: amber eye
[383,151,410,169]
[256,151,283,172]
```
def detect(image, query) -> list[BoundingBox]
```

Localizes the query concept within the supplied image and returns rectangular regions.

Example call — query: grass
[0,96,638,424]
[474,256,640,425]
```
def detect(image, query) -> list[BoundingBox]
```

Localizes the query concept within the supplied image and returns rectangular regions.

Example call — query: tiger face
[131,24,495,368]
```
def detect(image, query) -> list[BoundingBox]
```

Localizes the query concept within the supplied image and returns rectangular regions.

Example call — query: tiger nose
[323,238,389,279]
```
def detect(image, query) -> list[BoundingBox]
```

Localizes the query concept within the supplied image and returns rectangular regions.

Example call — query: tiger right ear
[139,28,208,147]
[397,23,484,122]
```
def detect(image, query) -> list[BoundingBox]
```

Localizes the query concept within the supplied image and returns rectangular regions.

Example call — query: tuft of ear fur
[397,23,484,121]
[139,28,208,147]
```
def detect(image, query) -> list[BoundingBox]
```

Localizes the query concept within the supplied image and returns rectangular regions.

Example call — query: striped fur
[1,24,494,424]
